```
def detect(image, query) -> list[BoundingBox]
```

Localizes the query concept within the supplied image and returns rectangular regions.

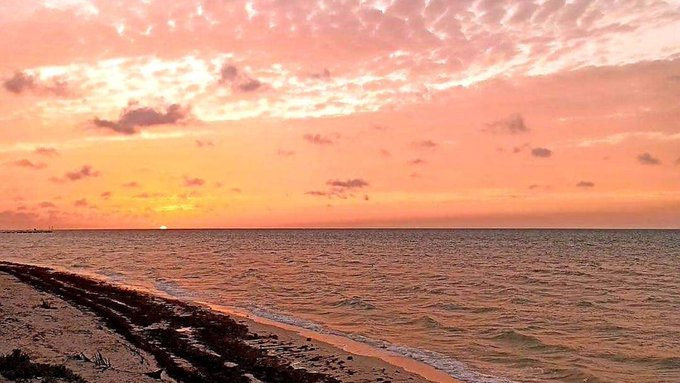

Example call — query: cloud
[2,71,69,96]
[219,63,264,93]
[484,114,529,134]
[184,177,205,187]
[576,181,595,188]
[531,147,552,158]
[220,65,239,82]
[304,191,335,198]
[637,152,661,165]
[409,158,426,165]
[577,131,680,147]
[3,71,35,94]
[238,79,262,92]
[100,191,112,199]
[74,198,88,207]
[34,147,59,156]
[277,149,295,156]
[303,134,334,145]
[311,68,331,80]
[413,140,438,148]
[12,159,47,169]
[195,140,214,148]
[307,178,369,199]
[327,179,369,189]
[676,156,680,166]
[134,192,166,199]
[93,103,190,135]
[50,165,100,182]
[123,181,139,188]
[37,201,56,208]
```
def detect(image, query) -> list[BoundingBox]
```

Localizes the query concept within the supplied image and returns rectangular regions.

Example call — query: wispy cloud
[34,147,59,156]
[219,63,264,92]
[327,179,369,188]
[576,181,595,188]
[484,114,529,134]
[531,147,552,158]
[0,129,215,155]
[50,165,100,182]
[277,149,295,156]
[577,131,680,147]
[184,177,205,187]
[637,152,661,165]
[195,139,214,148]
[303,134,334,145]
[93,103,190,135]
[2,71,69,96]
[306,178,369,199]
[11,159,47,169]
[413,140,438,149]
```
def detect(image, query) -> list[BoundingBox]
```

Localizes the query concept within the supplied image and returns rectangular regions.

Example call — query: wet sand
[0,262,458,383]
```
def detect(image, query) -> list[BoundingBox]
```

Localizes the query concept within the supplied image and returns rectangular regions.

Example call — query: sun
[159,225,168,230]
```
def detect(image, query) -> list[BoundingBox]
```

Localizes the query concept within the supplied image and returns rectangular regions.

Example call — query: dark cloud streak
[637,152,661,165]
[531,147,552,158]
[484,114,529,134]
[93,103,189,135]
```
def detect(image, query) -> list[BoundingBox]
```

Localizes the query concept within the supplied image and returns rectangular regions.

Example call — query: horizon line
[4,227,679,231]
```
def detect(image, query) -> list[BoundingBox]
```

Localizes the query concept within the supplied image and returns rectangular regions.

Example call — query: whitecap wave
[154,279,196,298]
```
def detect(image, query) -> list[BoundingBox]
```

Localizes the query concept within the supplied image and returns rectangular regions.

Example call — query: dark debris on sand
[0,348,88,383]
[0,262,341,383]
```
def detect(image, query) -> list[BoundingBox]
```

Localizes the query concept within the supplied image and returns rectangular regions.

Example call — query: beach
[0,262,448,383]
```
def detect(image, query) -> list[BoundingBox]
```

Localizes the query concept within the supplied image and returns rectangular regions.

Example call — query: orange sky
[1,0,679,229]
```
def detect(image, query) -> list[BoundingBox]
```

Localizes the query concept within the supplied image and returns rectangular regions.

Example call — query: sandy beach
[0,262,451,383]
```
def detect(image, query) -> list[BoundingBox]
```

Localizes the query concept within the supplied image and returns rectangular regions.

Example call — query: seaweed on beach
[0,262,341,383]
[0,349,88,383]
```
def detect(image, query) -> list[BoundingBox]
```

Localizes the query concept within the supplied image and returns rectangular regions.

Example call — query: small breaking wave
[153,278,196,298]
[242,304,514,383]
[94,269,127,283]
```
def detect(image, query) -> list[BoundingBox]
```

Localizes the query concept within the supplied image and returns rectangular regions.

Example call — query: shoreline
[0,261,460,383]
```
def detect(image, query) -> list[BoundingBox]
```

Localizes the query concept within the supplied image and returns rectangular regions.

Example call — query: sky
[1,0,679,229]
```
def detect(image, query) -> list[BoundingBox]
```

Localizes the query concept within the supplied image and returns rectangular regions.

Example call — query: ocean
[1,229,678,382]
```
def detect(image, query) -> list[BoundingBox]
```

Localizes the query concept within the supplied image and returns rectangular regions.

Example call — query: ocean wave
[491,330,574,353]
[94,269,127,283]
[334,296,377,310]
[430,302,500,314]
[399,315,461,333]
[154,279,196,298]
[242,304,514,383]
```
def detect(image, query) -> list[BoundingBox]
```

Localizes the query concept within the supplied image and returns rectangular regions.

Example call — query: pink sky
[1,0,679,229]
